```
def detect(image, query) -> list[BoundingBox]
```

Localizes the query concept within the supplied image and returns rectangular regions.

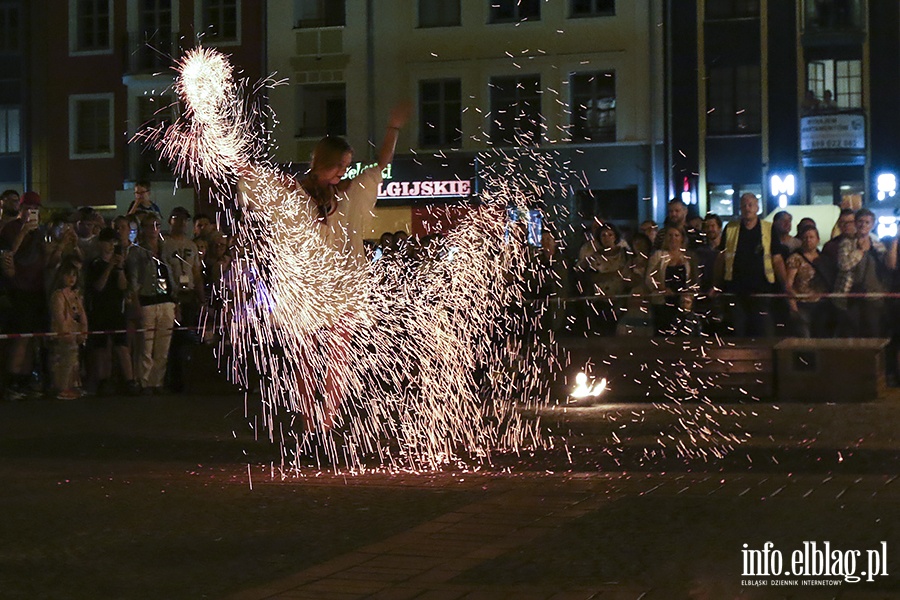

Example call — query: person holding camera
[85,227,135,395]
[0,191,49,400]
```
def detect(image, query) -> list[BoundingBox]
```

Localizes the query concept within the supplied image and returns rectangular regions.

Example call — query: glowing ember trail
[143,48,559,472]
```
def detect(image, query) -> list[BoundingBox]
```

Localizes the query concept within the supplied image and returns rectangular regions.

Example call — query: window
[805,0,863,31]
[569,0,615,17]
[70,94,114,158]
[71,0,112,53]
[490,75,542,147]
[296,83,346,138]
[293,0,345,28]
[707,65,761,134]
[575,188,638,222]
[490,0,540,23]
[708,183,761,216]
[705,0,759,20]
[418,0,460,27]
[0,107,20,154]
[0,3,20,54]
[806,60,862,111]
[201,0,239,43]
[419,79,462,148]
[132,0,173,72]
[570,71,615,143]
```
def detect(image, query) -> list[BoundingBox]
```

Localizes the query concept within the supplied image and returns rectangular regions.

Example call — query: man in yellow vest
[717,193,776,337]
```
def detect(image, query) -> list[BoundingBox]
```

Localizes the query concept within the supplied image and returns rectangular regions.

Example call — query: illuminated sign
[770,173,795,208]
[287,155,477,203]
[800,114,865,152]
[877,173,897,201]
[378,179,472,199]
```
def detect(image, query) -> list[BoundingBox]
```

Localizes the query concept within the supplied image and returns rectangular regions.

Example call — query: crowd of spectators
[4,183,900,400]
[567,195,899,347]
[0,183,229,401]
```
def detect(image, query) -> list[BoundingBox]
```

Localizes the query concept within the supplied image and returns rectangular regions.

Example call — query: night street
[1,371,898,599]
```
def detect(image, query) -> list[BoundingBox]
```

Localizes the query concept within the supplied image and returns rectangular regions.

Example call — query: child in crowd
[50,259,88,399]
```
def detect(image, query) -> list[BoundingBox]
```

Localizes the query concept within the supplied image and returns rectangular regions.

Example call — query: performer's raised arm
[377,101,411,172]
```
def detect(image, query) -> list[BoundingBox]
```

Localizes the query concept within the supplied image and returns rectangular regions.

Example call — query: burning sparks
[146,48,558,472]
[570,372,607,400]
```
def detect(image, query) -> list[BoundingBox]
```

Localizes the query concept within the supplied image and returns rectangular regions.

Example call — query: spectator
[113,215,142,379]
[163,206,205,392]
[582,222,632,335]
[617,231,654,336]
[646,226,699,336]
[717,193,777,337]
[655,198,702,251]
[785,225,828,337]
[0,189,20,231]
[85,227,136,395]
[772,211,801,334]
[205,232,233,293]
[75,206,106,264]
[45,215,84,288]
[192,212,219,242]
[801,89,819,114]
[127,215,177,394]
[0,191,49,400]
[834,208,896,337]
[49,259,87,399]
[393,230,409,250]
[694,213,724,334]
[126,180,162,221]
[687,213,703,235]
[823,208,856,262]
[819,89,838,111]
[377,231,394,258]
[638,219,659,247]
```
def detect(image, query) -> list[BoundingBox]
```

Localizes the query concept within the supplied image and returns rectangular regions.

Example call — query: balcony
[800,109,866,167]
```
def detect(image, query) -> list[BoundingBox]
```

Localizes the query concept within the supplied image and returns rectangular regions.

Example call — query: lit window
[570,71,616,143]
[806,59,862,111]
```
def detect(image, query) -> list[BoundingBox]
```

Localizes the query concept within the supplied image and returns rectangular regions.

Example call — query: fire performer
[239,102,410,432]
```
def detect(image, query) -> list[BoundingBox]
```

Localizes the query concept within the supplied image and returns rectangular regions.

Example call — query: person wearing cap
[162,206,205,392]
[0,191,49,400]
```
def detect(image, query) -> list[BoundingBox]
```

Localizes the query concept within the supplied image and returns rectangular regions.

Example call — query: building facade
[267,0,666,241]
[669,0,900,229]
[25,0,265,215]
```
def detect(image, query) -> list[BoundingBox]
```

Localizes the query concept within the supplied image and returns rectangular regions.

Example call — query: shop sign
[800,114,865,152]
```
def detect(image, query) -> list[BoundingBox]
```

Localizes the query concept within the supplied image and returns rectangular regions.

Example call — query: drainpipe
[366,0,375,160]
